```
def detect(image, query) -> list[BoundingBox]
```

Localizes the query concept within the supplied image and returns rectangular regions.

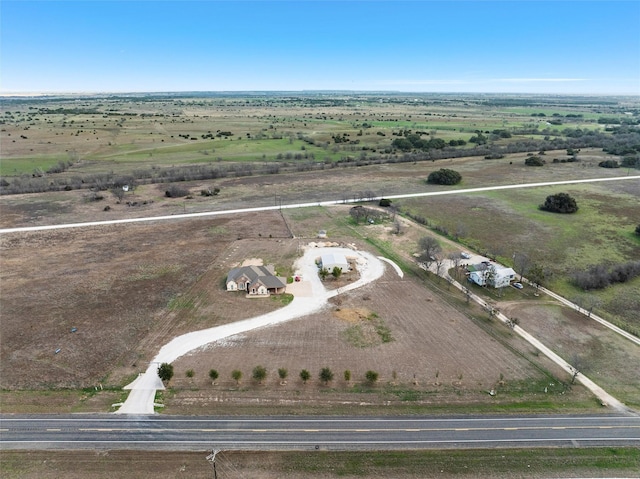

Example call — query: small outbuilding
[320,252,349,272]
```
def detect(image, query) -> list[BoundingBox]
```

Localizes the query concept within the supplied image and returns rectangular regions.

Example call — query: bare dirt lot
[0,211,294,391]
[0,200,626,415]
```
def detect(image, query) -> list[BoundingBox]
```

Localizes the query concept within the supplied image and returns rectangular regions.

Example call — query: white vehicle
[513,282,523,289]
[460,252,471,259]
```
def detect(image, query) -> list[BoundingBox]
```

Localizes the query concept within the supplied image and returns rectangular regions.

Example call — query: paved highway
[2,414,639,451]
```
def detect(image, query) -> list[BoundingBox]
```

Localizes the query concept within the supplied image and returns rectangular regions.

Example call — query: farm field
[1,93,639,416]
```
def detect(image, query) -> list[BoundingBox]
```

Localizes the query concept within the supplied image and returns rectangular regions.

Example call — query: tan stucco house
[226,265,287,296]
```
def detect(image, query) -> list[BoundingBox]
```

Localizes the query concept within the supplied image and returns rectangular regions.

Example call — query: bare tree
[448,253,461,278]
[111,187,125,203]
[569,354,585,384]
[528,263,547,292]
[418,236,441,269]
[434,254,447,280]
[463,286,471,303]
[575,294,602,318]
[513,252,530,281]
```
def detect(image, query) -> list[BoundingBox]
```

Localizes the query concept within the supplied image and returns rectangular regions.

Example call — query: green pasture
[63,138,338,173]
[0,156,70,176]
[398,181,640,330]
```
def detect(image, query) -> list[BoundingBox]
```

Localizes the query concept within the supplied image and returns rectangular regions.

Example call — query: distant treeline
[1,127,639,195]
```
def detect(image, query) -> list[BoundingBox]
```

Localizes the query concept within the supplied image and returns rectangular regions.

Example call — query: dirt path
[115,245,389,414]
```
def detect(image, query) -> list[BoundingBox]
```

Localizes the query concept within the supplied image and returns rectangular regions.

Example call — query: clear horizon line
[1,89,639,97]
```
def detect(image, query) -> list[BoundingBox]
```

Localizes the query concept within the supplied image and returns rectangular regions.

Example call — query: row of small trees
[158,364,382,386]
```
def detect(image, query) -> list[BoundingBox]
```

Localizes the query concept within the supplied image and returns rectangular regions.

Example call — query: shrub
[165,184,189,198]
[157,363,174,383]
[252,365,267,383]
[85,191,104,202]
[572,261,640,290]
[525,155,545,166]
[427,168,462,185]
[300,369,311,384]
[319,367,334,385]
[636,224,640,236]
[365,370,379,384]
[379,198,392,207]
[185,369,195,378]
[598,159,620,168]
[200,186,220,196]
[622,156,640,168]
[539,193,578,214]
[208,369,219,382]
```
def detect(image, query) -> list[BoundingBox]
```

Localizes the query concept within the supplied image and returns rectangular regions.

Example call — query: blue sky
[1,1,639,94]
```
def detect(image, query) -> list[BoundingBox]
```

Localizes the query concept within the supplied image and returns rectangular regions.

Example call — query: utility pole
[206,450,220,479]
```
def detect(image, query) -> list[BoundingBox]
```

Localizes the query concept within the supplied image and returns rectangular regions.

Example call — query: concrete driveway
[115,245,387,414]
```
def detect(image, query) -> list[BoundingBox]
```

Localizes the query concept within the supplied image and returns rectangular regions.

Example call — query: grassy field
[2,93,636,179]
[396,172,640,334]
[2,448,638,479]
[1,93,639,476]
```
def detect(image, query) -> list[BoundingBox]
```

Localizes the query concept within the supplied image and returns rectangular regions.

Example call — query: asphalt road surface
[2,414,639,451]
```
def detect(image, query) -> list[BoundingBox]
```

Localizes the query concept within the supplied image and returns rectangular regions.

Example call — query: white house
[320,252,349,273]
[468,263,516,288]
[492,266,517,288]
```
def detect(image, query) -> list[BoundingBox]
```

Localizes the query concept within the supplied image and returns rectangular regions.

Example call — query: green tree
[365,370,379,384]
[331,266,343,280]
[300,369,311,384]
[392,137,413,151]
[208,369,219,384]
[343,369,351,382]
[636,224,640,236]
[319,367,334,385]
[469,132,488,145]
[157,363,174,383]
[426,168,462,185]
[252,365,267,384]
[231,369,242,385]
[539,192,579,214]
[278,368,288,383]
[426,138,446,149]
